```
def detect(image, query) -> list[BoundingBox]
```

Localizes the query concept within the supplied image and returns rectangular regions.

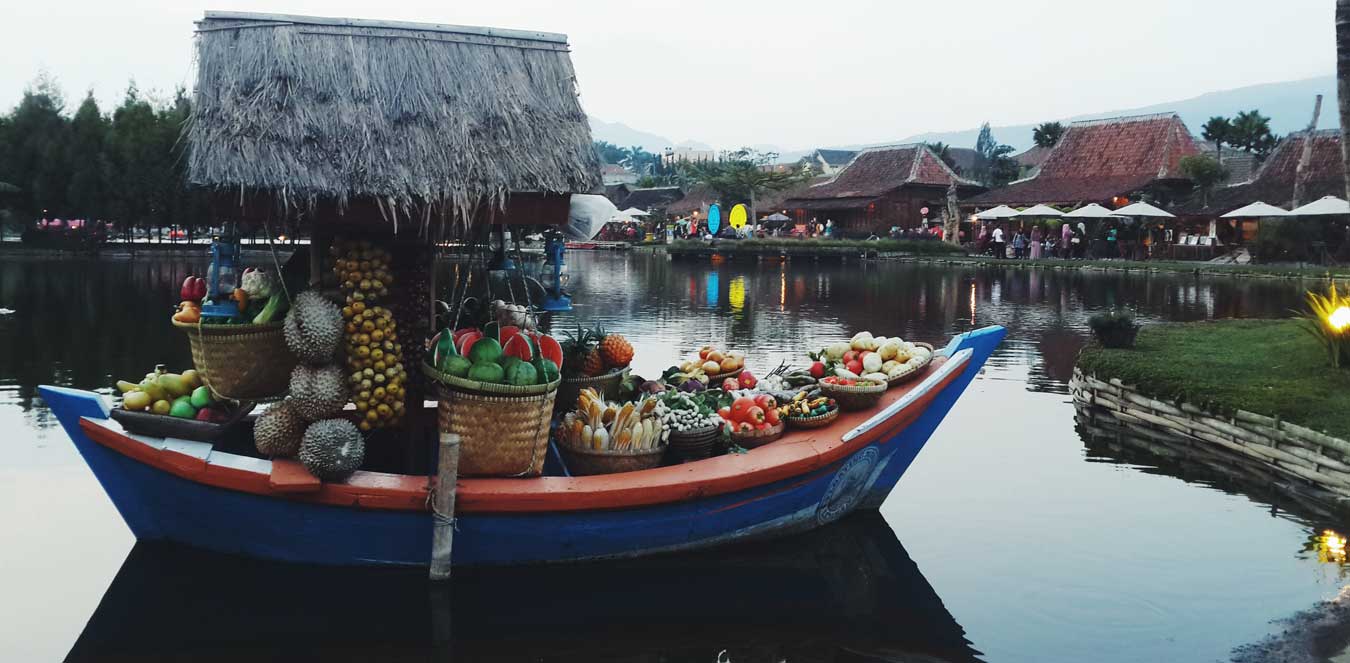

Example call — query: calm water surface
[0,251,1342,662]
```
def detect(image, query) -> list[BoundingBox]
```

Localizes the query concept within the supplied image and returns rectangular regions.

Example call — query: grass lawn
[1078,319,1350,439]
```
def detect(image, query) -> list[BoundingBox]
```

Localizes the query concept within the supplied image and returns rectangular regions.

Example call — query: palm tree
[1032,122,1065,148]
[1201,116,1231,164]
[1339,0,1350,201]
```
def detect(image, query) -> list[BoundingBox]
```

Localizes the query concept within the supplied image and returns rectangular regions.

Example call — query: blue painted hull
[41,326,1004,567]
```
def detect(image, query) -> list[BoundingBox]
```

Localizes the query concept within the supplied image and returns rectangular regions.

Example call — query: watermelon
[456,331,484,358]
[482,322,500,343]
[499,325,521,347]
[502,334,533,362]
[535,333,564,370]
[452,327,479,343]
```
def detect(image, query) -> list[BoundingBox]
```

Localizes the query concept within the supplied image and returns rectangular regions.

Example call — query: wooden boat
[66,512,984,662]
[40,325,1004,568]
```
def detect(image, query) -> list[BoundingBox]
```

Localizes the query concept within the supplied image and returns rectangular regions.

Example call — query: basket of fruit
[817,376,886,411]
[719,393,784,448]
[778,393,840,429]
[556,390,667,475]
[657,391,725,462]
[554,326,634,413]
[884,342,935,387]
[810,332,936,391]
[112,366,255,441]
[424,326,565,477]
[171,271,295,402]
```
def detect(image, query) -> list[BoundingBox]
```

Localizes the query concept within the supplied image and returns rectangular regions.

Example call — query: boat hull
[41,326,1003,567]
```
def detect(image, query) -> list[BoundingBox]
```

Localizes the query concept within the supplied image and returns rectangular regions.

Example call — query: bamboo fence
[1071,368,1350,503]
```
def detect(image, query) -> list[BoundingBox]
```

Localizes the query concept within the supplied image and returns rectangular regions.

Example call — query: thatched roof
[186,11,600,233]
[1179,130,1347,216]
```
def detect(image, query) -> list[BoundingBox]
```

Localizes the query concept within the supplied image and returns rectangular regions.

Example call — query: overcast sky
[1,0,1334,150]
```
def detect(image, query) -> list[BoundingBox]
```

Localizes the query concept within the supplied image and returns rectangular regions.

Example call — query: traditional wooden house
[798,149,859,175]
[186,11,601,235]
[607,185,685,214]
[783,144,983,236]
[964,113,1199,210]
[1182,130,1345,215]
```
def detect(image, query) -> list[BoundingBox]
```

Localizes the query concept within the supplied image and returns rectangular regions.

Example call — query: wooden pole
[430,432,461,581]
[1291,94,1323,209]
[1338,0,1350,204]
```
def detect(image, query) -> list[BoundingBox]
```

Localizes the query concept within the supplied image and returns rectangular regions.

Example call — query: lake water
[1,251,1343,662]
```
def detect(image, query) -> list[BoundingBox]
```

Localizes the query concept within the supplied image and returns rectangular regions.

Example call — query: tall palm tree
[1339,0,1350,201]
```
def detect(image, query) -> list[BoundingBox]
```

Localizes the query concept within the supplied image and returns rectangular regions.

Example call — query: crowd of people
[973,220,1168,260]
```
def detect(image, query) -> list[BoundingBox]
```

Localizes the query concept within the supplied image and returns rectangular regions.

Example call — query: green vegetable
[253,291,289,324]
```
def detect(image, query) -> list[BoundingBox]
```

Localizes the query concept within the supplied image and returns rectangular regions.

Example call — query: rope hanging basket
[173,320,296,401]
[427,366,560,478]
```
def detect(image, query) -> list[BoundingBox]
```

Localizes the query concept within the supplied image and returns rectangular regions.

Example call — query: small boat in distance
[40,326,1004,568]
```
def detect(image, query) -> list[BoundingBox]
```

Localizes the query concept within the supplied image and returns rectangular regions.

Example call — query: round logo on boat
[816,446,880,525]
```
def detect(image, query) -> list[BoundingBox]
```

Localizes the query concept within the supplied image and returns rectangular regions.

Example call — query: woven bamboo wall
[1071,369,1350,501]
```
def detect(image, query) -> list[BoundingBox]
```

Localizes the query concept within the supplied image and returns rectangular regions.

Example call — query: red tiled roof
[1181,130,1347,215]
[967,113,1199,206]
[1014,145,1051,168]
[784,144,979,206]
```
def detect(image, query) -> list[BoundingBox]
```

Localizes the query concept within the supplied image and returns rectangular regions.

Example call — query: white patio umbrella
[1013,204,1064,217]
[1111,201,1174,218]
[620,207,650,217]
[975,205,1020,220]
[1288,195,1350,216]
[1220,201,1288,218]
[1063,203,1117,218]
[763,212,791,221]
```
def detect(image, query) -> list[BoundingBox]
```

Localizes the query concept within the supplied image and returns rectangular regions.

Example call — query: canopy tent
[1220,201,1289,218]
[974,205,1020,220]
[1063,203,1117,218]
[1288,195,1350,216]
[762,212,791,221]
[1111,201,1174,218]
[1012,204,1064,218]
[619,207,650,217]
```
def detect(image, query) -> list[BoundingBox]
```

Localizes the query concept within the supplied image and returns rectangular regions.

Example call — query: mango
[181,369,202,390]
[169,396,197,419]
[116,380,140,394]
[122,391,152,411]
[190,385,213,409]
[139,380,167,402]
[158,373,190,398]
[151,399,172,416]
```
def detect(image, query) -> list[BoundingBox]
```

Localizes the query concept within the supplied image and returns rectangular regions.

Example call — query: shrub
[1298,282,1350,369]
[1088,309,1140,349]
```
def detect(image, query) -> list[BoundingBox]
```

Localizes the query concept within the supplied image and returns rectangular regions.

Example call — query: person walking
[991,224,1006,259]
[1029,225,1044,259]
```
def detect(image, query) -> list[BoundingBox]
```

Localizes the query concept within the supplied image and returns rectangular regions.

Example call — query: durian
[252,399,305,457]
[299,419,365,481]
[289,364,348,421]
[284,291,344,365]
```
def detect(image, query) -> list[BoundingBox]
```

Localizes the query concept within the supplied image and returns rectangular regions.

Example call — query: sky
[0,0,1335,151]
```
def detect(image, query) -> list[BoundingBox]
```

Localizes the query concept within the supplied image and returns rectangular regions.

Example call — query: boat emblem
[816,446,879,525]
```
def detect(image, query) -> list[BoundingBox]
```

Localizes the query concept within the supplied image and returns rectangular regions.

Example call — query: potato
[720,357,739,373]
[881,360,900,373]
[702,360,721,374]
[825,342,850,360]
[862,353,883,373]
[850,332,874,351]
[878,340,900,361]
[707,350,725,363]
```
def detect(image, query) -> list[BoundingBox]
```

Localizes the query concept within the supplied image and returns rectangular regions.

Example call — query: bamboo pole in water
[430,432,462,581]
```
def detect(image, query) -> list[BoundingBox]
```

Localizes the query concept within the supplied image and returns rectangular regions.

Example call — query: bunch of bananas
[778,392,835,419]
[333,239,407,431]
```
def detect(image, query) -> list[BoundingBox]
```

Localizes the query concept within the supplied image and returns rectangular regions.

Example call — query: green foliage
[1077,319,1350,439]
[971,123,1019,188]
[1229,109,1279,160]
[1298,282,1350,369]
[1178,155,1229,205]
[1201,116,1231,151]
[1032,121,1065,148]
[1087,309,1139,348]
[1254,217,1325,263]
[683,148,805,207]
[925,142,959,173]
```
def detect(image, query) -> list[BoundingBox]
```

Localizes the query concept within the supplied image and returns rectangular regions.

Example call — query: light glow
[1329,306,1350,332]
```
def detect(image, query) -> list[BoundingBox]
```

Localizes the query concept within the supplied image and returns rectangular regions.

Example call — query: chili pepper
[180,276,207,303]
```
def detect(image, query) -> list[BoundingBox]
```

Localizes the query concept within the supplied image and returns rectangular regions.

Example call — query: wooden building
[783,144,983,236]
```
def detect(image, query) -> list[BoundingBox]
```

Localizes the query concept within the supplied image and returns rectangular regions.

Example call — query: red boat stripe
[77,355,963,514]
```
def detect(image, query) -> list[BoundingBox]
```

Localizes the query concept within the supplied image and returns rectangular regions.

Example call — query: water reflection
[66,513,984,662]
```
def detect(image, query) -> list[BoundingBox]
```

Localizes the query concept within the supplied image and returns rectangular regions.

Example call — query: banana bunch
[561,388,666,452]
[778,392,835,419]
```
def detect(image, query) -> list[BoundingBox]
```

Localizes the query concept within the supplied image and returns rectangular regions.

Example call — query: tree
[1032,122,1065,148]
[684,148,805,222]
[971,123,1019,188]
[1,72,72,220]
[1201,116,1232,162]
[66,92,109,220]
[925,142,959,173]
[1178,155,1229,207]
[1228,110,1279,161]
[1338,0,1350,204]
[593,140,627,164]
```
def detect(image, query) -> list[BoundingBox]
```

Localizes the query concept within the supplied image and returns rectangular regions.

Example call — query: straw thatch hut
[186,11,601,236]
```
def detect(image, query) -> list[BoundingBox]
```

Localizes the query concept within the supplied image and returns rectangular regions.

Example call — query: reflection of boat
[65,512,984,662]
[40,327,1003,567]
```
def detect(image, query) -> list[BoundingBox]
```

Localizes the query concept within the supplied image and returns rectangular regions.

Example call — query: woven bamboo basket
[885,343,934,387]
[435,381,557,477]
[818,381,886,411]
[554,368,630,414]
[173,321,295,401]
[784,408,839,430]
[558,443,666,476]
[705,367,744,384]
[668,423,722,462]
[731,420,785,449]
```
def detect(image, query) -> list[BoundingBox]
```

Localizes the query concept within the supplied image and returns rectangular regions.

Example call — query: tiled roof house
[783,144,984,235]
[1181,129,1346,215]
[966,113,1199,207]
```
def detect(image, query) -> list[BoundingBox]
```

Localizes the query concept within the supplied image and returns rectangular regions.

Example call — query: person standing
[1011,229,1027,259]
[1030,225,1044,259]
[991,224,1006,259]
[1060,221,1073,259]
[976,224,989,255]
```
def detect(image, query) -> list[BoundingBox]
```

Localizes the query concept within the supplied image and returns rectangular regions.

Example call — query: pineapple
[599,333,634,369]
[582,349,606,377]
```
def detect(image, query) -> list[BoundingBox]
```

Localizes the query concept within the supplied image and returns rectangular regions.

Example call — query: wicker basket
[730,420,784,449]
[819,381,886,411]
[432,376,559,478]
[422,362,559,396]
[173,321,296,401]
[555,368,630,414]
[784,408,840,429]
[668,423,722,462]
[705,367,744,385]
[558,443,666,476]
[885,343,935,387]
[110,402,255,442]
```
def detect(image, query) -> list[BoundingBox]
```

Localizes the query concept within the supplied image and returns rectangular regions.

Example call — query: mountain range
[589,75,1338,163]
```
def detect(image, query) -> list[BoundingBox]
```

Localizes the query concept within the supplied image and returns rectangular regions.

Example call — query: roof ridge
[1069,112,1179,127]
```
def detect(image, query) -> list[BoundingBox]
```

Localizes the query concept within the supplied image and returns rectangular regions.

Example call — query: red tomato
[755,422,768,431]
[809,362,826,378]
[718,406,732,421]
[730,397,756,421]
[745,406,766,424]
[753,394,777,411]
[765,407,781,426]
[737,421,755,433]
[843,350,858,365]
[845,359,863,375]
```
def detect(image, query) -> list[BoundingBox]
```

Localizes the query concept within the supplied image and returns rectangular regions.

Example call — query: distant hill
[588,116,711,153]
